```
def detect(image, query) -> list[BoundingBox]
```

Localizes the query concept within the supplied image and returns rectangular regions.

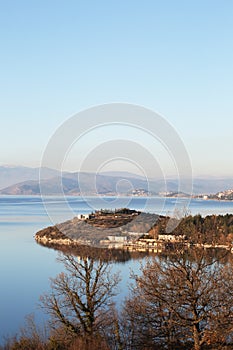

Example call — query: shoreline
[0,193,232,202]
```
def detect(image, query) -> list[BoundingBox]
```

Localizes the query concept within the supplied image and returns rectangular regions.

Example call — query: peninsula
[35,209,233,255]
[35,208,161,249]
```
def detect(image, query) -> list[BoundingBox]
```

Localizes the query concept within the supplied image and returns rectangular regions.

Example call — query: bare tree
[40,253,120,346]
[124,250,233,350]
[0,314,48,350]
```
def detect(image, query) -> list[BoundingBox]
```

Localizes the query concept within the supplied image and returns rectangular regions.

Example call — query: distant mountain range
[0,165,233,196]
[0,166,60,189]
[0,170,173,195]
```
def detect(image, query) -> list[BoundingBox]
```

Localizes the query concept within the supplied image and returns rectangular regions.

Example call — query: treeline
[150,214,233,245]
[1,249,233,350]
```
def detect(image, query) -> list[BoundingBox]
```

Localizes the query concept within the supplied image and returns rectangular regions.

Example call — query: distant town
[197,189,233,201]
[160,189,233,201]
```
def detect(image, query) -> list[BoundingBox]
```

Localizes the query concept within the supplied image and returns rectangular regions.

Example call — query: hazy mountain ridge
[0,174,161,195]
[0,165,233,196]
[0,166,61,190]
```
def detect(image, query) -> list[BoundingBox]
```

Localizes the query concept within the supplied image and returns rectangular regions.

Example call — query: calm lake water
[1,195,233,342]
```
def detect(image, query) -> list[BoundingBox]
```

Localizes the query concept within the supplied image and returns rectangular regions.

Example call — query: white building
[158,234,186,242]
[107,236,127,243]
[77,214,91,220]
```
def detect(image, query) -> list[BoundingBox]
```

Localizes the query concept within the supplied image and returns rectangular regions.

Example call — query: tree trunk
[193,324,201,350]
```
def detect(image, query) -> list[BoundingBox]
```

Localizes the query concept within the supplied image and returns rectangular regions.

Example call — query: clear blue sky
[1,1,232,176]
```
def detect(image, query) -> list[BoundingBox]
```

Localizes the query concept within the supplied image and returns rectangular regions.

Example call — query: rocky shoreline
[34,209,163,251]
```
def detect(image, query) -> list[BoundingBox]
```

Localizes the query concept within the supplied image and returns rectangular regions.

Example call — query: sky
[1,0,232,177]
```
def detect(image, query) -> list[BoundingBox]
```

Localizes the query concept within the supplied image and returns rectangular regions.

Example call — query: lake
[1,195,233,342]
